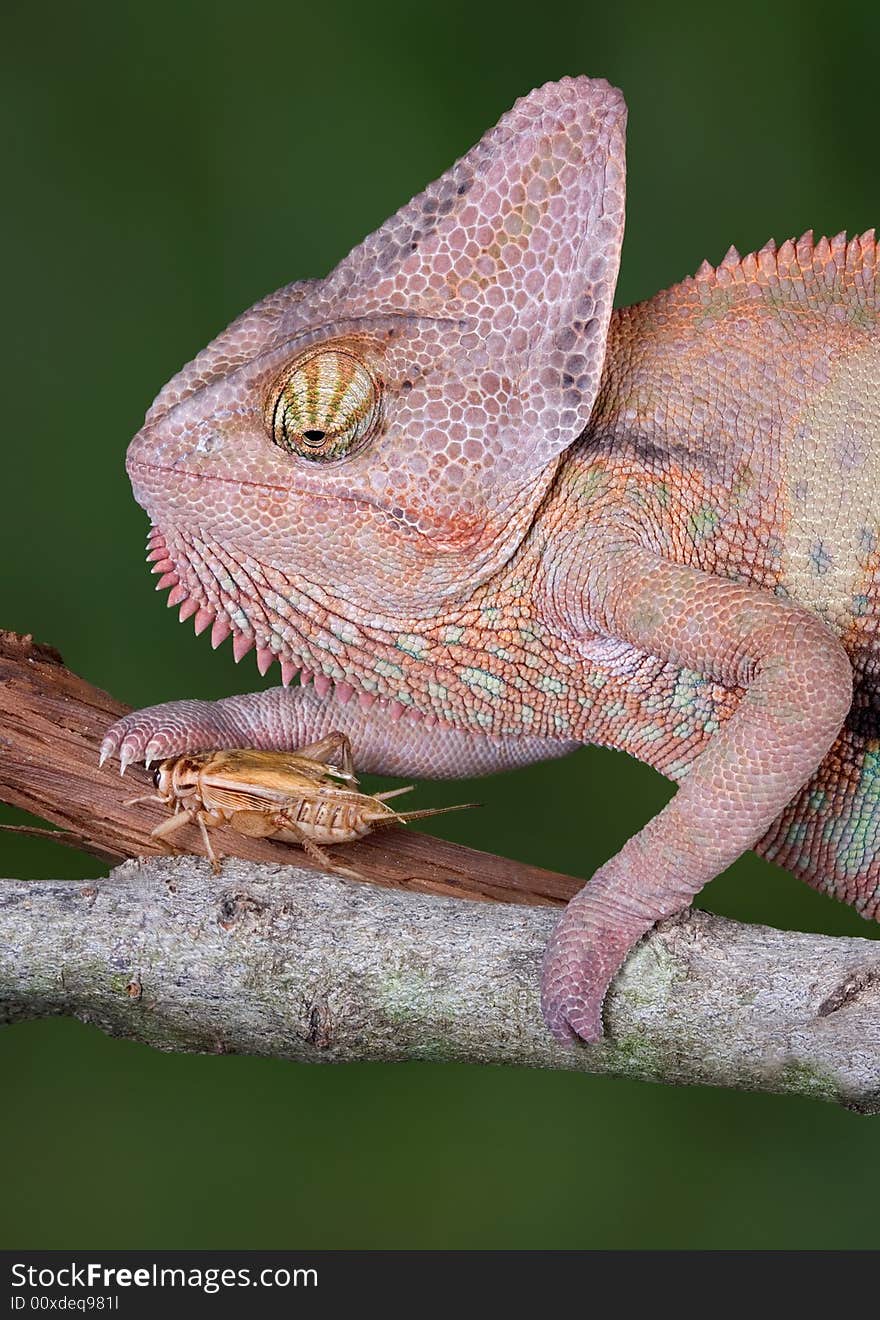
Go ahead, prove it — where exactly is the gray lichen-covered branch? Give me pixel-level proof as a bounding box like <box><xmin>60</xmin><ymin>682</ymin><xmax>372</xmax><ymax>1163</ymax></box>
<box><xmin>2</xmin><ymin>856</ymin><xmax>880</xmax><ymax>1111</ymax></box>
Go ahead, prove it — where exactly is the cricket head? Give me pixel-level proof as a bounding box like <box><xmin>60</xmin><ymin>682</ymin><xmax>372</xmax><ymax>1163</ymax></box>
<box><xmin>127</xmin><ymin>76</ymin><xmax>626</xmax><ymax>700</ymax></box>
<box><xmin>152</xmin><ymin>756</ymin><xmax>202</xmax><ymax>804</ymax></box>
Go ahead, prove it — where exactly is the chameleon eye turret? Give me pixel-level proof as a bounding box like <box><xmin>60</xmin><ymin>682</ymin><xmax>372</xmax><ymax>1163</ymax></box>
<box><xmin>268</xmin><ymin>347</ymin><xmax>381</xmax><ymax>461</ymax></box>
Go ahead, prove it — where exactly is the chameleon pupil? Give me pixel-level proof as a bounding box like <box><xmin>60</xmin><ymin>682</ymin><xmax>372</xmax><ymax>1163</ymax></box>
<box><xmin>269</xmin><ymin>348</ymin><xmax>380</xmax><ymax>461</ymax></box>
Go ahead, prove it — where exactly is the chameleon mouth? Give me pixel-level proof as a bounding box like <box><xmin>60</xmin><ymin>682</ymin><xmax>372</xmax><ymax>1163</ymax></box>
<box><xmin>145</xmin><ymin>525</ymin><xmax>440</xmax><ymax>728</ymax></box>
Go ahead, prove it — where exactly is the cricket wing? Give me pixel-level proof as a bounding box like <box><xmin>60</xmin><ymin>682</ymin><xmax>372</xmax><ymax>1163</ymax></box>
<box><xmin>206</xmin><ymin>747</ymin><xmax>347</xmax><ymax>784</ymax></box>
<box><xmin>195</xmin><ymin>749</ymin><xmax>341</xmax><ymax>813</ymax></box>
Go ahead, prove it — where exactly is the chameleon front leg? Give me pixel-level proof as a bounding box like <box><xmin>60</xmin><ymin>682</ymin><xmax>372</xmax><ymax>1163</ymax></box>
<box><xmin>100</xmin><ymin>684</ymin><xmax>578</xmax><ymax>780</ymax></box>
<box><xmin>542</xmin><ymin>543</ymin><xmax>853</xmax><ymax>1045</ymax></box>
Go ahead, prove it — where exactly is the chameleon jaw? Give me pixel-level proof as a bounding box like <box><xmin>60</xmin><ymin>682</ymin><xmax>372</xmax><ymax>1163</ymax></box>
<box><xmin>145</xmin><ymin>525</ymin><xmax>440</xmax><ymax>729</ymax></box>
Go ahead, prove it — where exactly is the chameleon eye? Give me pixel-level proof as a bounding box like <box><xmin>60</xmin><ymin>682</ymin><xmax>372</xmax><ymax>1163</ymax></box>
<box><xmin>269</xmin><ymin>349</ymin><xmax>381</xmax><ymax>462</ymax></box>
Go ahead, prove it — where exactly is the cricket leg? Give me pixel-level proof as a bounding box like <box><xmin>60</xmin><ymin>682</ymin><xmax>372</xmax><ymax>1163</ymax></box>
<box><xmin>150</xmin><ymin>808</ymin><xmax>197</xmax><ymax>843</ymax></box>
<box><xmin>195</xmin><ymin>810</ymin><xmax>225</xmax><ymax>873</ymax></box>
<box><xmin>274</xmin><ymin>815</ymin><xmax>364</xmax><ymax>882</ymax></box>
<box><xmin>290</xmin><ymin>731</ymin><xmax>357</xmax><ymax>781</ymax></box>
<box><xmin>225</xmin><ymin>810</ymin><xmax>279</xmax><ymax>839</ymax></box>
<box><xmin>148</xmin><ymin>804</ymin><xmax>224</xmax><ymax>872</ymax></box>
<box><xmin>124</xmin><ymin>793</ymin><xmax>167</xmax><ymax>807</ymax></box>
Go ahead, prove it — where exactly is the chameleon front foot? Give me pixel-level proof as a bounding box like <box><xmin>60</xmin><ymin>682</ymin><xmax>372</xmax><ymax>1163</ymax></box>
<box><xmin>540</xmin><ymin>900</ymin><xmax>628</xmax><ymax>1045</ymax></box>
<box><xmin>539</xmin><ymin>850</ymin><xmax>687</xmax><ymax>1045</ymax></box>
<box><xmin>100</xmin><ymin>698</ymin><xmax>243</xmax><ymax>772</ymax></box>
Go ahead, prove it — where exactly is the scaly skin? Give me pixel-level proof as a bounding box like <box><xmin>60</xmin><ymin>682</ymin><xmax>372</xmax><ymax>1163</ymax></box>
<box><xmin>103</xmin><ymin>76</ymin><xmax>879</xmax><ymax>1044</ymax></box>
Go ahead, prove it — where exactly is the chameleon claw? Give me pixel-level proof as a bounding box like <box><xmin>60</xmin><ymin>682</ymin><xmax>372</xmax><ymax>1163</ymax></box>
<box><xmin>143</xmin><ymin>739</ymin><xmax>163</xmax><ymax>767</ymax></box>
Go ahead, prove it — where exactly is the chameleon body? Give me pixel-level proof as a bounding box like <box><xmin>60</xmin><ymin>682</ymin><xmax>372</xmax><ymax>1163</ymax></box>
<box><xmin>102</xmin><ymin>77</ymin><xmax>879</xmax><ymax>1044</ymax></box>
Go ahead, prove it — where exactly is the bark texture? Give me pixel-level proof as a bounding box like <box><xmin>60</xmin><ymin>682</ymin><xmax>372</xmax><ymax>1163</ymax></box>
<box><xmin>2</xmin><ymin>857</ymin><xmax>880</xmax><ymax>1110</ymax></box>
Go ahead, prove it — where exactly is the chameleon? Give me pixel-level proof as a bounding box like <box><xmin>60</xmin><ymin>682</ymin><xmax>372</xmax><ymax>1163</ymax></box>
<box><xmin>100</xmin><ymin>74</ymin><xmax>880</xmax><ymax>1046</ymax></box>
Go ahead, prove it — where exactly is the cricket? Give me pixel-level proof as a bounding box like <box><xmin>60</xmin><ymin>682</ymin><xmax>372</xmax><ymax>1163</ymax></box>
<box><xmin>125</xmin><ymin>732</ymin><xmax>476</xmax><ymax>876</ymax></box>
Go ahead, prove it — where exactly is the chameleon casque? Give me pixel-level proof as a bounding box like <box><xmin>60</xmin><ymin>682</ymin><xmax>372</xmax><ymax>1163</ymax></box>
<box><xmin>101</xmin><ymin>75</ymin><xmax>880</xmax><ymax>1046</ymax></box>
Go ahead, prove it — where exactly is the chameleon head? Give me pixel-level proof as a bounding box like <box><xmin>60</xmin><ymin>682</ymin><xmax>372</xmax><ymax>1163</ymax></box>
<box><xmin>125</xmin><ymin>77</ymin><xmax>626</xmax><ymax>691</ymax></box>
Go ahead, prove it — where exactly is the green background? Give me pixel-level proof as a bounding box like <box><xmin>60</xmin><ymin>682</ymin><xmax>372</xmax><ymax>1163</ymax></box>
<box><xmin>2</xmin><ymin>0</ymin><xmax>879</xmax><ymax>1249</ymax></box>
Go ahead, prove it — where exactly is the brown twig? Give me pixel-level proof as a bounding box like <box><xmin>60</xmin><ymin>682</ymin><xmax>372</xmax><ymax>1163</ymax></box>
<box><xmin>0</xmin><ymin>629</ymin><xmax>576</xmax><ymax>906</ymax></box>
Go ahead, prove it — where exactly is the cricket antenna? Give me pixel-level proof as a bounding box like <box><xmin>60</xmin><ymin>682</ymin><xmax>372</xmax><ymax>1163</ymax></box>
<box><xmin>392</xmin><ymin>802</ymin><xmax>480</xmax><ymax>824</ymax></box>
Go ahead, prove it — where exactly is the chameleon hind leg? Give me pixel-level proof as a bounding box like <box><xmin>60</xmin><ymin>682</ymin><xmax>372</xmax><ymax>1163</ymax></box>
<box><xmin>758</xmin><ymin>725</ymin><xmax>880</xmax><ymax>916</ymax></box>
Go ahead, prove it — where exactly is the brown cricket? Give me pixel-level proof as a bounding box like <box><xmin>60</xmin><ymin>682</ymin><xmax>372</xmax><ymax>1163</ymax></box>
<box><xmin>125</xmin><ymin>732</ymin><xmax>476</xmax><ymax>876</ymax></box>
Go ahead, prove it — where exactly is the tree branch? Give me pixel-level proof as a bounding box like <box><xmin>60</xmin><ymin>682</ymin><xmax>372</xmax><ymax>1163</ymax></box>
<box><xmin>2</xmin><ymin>856</ymin><xmax>880</xmax><ymax>1110</ymax></box>
<box><xmin>1</xmin><ymin>629</ymin><xmax>880</xmax><ymax>1110</ymax></box>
